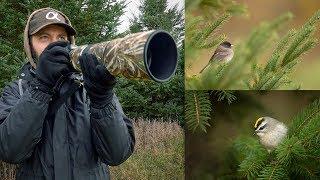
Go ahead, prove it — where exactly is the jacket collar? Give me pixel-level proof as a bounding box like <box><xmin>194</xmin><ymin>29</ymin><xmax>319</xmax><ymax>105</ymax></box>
<box><xmin>18</xmin><ymin>62</ymin><xmax>35</xmax><ymax>81</ymax></box>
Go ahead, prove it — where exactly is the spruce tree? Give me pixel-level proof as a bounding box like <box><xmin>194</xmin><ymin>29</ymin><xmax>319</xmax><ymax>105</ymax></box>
<box><xmin>129</xmin><ymin>0</ymin><xmax>184</xmax><ymax>42</ymax></box>
<box><xmin>0</xmin><ymin>0</ymin><xmax>125</xmax><ymax>90</ymax></box>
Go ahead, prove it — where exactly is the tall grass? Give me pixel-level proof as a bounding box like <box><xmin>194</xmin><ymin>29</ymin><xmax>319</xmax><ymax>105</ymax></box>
<box><xmin>0</xmin><ymin>119</ymin><xmax>184</xmax><ymax>179</ymax></box>
<box><xmin>0</xmin><ymin>162</ymin><xmax>16</xmax><ymax>180</ymax></box>
<box><xmin>110</xmin><ymin>118</ymin><xmax>184</xmax><ymax>179</ymax></box>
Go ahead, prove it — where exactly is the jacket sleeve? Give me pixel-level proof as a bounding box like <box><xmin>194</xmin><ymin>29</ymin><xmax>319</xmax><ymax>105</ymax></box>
<box><xmin>0</xmin><ymin>80</ymin><xmax>52</xmax><ymax>164</ymax></box>
<box><xmin>90</xmin><ymin>93</ymin><xmax>135</xmax><ymax>166</ymax></box>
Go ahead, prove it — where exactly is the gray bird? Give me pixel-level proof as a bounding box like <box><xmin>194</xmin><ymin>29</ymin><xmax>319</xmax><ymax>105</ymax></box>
<box><xmin>199</xmin><ymin>41</ymin><xmax>234</xmax><ymax>73</ymax></box>
<box><xmin>254</xmin><ymin>117</ymin><xmax>288</xmax><ymax>152</ymax></box>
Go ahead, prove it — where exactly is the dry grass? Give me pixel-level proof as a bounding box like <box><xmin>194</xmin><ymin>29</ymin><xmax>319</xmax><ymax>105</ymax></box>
<box><xmin>110</xmin><ymin>118</ymin><xmax>185</xmax><ymax>180</ymax></box>
<box><xmin>0</xmin><ymin>161</ymin><xmax>16</xmax><ymax>180</ymax></box>
<box><xmin>133</xmin><ymin>118</ymin><xmax>183</xmax><ymax>152</ymax></box>
<box><xmin>0</xmin><ymin>119</ymin><xmax>184</xmax><ymax>179</ymax></box>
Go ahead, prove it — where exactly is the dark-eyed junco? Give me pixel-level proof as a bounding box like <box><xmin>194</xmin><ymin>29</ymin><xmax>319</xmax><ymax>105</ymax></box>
<box><xmin>199</xmin><ymin>41</ymin><xmax>234</xmax><ymax>73</ymax></box>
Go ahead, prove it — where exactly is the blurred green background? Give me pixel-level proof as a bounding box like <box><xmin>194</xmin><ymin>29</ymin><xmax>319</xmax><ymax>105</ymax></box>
<box><xmin>189</xmin><ymin>0</ymin><xmax>320</xmax><ymax>89</ymax></box>
<box><xmin>185</xmin><ymin>91</ymin><xmax>320</xmax><ymax>179</ymax></box>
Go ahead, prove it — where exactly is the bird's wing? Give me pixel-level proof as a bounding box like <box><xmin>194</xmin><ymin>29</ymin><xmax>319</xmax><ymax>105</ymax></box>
<box><xmin>210</xmin><ymin>50</ymin><xmax>230</xmax><ymax>61</ymax></box>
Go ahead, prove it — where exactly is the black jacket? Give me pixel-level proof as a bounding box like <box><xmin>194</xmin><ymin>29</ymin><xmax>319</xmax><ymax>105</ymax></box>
<box><xmin>0</xmin><ymin>63</ymin><xmax>135</xmax><ymax>180</ymax></box>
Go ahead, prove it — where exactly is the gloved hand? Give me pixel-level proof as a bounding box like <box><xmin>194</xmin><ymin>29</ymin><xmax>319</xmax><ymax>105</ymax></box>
<box><xmin>35</xmin><ymin>41</ymin><xmax>74</xmax><ymax>92</ymax></box>
<box><xmin>79</xmin><ymin>53</ymin><xmax>116</xmax><ymax>108</ymax></box>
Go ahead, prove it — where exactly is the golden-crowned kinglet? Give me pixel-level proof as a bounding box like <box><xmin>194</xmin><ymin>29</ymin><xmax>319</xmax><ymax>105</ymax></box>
<box><xmin>254</xmin><ymin>117</ymin><xmax>288</xmax><ymax>152</ymax></box>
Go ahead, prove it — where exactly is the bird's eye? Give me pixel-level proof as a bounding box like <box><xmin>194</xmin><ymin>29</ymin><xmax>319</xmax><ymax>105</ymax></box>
<box><xmin>259</xmin><ymin>124</ymin><xmax>266</xmax><ymax>130</ymax></box>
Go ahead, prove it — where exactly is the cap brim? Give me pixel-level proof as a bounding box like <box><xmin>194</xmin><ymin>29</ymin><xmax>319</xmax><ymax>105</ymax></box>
<box><xmin>30</xmin><ymin>22</ymin><xmax>76</xmax><ymax>36</ymax></box>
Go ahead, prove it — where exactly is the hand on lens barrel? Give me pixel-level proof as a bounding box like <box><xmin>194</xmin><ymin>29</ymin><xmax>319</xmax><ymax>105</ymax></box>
<box><xmin>35</xmin><ymin>41</ymin><xmax>75</xmax><ymax>90</ymax></box>
<box><xmin>79</xmin><ymin>53</ymin><xmax>116</xmax><ymax>108</ymax></box>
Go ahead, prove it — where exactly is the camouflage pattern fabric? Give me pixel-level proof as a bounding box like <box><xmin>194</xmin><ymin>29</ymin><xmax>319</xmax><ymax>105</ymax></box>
<box><xmin>70</xmin><ymin>30</ymin><xmax>158</xmax><ymax>80</ymax></box>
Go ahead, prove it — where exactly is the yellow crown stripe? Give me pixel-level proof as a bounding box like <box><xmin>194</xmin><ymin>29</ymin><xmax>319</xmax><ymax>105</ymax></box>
<box><xmin>254</xmin><ymin>117</ymin><xmax>264</xmax><ymax>128</ymax></box>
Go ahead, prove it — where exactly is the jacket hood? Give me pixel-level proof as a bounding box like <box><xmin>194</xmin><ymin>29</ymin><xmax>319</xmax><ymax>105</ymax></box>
<box><xmin>24</xmin><ymin>7</ymin><xmax>76</xmax><ymax>68</ymax></box>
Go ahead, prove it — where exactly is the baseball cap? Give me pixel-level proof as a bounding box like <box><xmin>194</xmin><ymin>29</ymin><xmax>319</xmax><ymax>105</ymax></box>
<box><xmin>29</xmin><ymin>9</ymin><xmax>76</xmax><ymax>36</ymax></box>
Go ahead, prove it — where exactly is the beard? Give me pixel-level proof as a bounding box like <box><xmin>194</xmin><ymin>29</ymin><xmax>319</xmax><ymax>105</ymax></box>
<box><xmin>30</xmin><ymin>45</ymin><xmax>40</xmax><ymax>64</ymax></box>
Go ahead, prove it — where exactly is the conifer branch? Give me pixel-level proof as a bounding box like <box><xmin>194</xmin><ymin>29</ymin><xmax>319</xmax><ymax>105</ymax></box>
<box><xmin>186</xmin><ymin>0</ymin><xmax>247</xmax><ymax>18</ymax></box>
<box><xmin>187</xmin><ymin>10</ymin><xmax>320</xmax><ymax>90</ymax></box>
<box><xmin>187</xmin><ymin>13</ymin><xmax>230</xmax><ymax>49</ymax></box>
<box><xmin>185</xmin><ymin>91</ymin><xmax>211</xmax><ymax>132</ymax></box>
<box><xmin>185</xmin><ymin>90</ymin><xmax>237</xmax><ymax>132</ymax></box>
<box><xmin>214</xmin><ymin>90</ymin><xmax>236</xmax><ymax>104</ymax></box>
<box><xmin>234</xmin><ymin>99</ymin><xmax>320</xmax><ymax>179</ymax></box>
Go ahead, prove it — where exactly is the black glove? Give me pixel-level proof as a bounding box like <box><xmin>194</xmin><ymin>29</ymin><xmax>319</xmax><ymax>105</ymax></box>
<box><xmin>35</xmin><ymin>41</ymin><xmax>74</xmax><ymax>92</ymax></box>
<box><xmin>79</xmin><ymin>53</ymin><xmax>116</xmax><ymax>108</ymax></box>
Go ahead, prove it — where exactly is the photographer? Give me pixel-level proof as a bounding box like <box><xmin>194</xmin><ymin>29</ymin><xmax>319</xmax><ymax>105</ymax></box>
<box><xmin>0</xmin><ymin>7</ymin><xmax>135</xmax><ymax>180</ymax></box>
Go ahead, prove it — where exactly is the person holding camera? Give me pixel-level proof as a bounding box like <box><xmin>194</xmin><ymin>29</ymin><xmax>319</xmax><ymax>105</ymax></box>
<box><xmin>0</xmin><ymin>7</ymin><xmax>135</xmax><ymax>180</ymax></box>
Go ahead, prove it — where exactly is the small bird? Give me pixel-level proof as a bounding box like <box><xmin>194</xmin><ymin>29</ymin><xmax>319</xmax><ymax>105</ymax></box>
<box><xmin>199</xmin><ymin>41</ymin><xmax>234</xmax><ymax>73</ymax></box>
<box><xmin>254</xmin><ymin>117</ymin><xmax>288</xmax><ymax>152</ymax></box>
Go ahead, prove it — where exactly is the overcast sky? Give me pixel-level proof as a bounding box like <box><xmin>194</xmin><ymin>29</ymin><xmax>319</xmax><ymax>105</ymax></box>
<box><xmin>118</xmin><ymin>0</ymin><xmax>184</xmax><ymax>33</ymax></box>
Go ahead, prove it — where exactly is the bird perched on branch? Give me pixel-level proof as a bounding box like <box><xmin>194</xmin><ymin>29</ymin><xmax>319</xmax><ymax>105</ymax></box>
<box><xmin>254</xmin><ymin>117</ymin><xmax>288</xmax><ymax>152</ymax></box>
<box><xmin>199</xmin><ymin>41</ymin><xmax>234</xmax><ymax>73</ymax></box>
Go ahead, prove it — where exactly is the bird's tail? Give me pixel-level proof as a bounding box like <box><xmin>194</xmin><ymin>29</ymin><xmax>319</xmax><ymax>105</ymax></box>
<box><xmin>199</xmin><ymin>63</ymin><xmax>210</xmax><ymax>73</ymax></box>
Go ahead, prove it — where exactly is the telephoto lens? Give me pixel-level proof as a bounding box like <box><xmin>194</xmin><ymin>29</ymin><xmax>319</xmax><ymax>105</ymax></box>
<box><xmin>70</xmin><ymin>30</ymin><xmax>178</xmax><ymax>82</ymax></box>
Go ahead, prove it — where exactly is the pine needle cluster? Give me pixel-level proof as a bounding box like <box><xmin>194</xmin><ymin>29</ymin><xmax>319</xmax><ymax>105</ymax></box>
<box><xmin>186</xmin><ymin>10</ymin><xmax>320</xmax><ymax>90</ymax></box>
<box><xmin>185</xmin><ymin>90</ymin><xmax>236</xmax><ymax>132</ymax></box>
<box><xmin>185</xmin><ymin>91</ymin><xmax>211</xmax><ymax>132</ymax></box>
<box><xmin>233</xmin><ymin>99</ymin><xmax>320</xmax><ymax>179</ymax></box>
<box><xmin>185</xmin><ymin>0</ymin><xmax>247</xmax><ymax>87</ymax></box>
<box><xmin>249</xmin><ymin>11</ymin><xmax>320</xmax><ymax>90</ymax></box>
<box><xmin>186</xmin><ymin>0</ymin><xmax>247</xmax><ymax>18</ymax></box>
<box><xmin>185</xmin><ymin>13</ymin><xmax>230</xmax><ymax>70</ymax></box>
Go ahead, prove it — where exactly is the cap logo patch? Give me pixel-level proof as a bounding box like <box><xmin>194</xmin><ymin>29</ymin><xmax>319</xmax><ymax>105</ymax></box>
<box><xmin>46</xmin><ymin>11</ymin><xmax>61</xmax><ymax>21</ymax></box>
